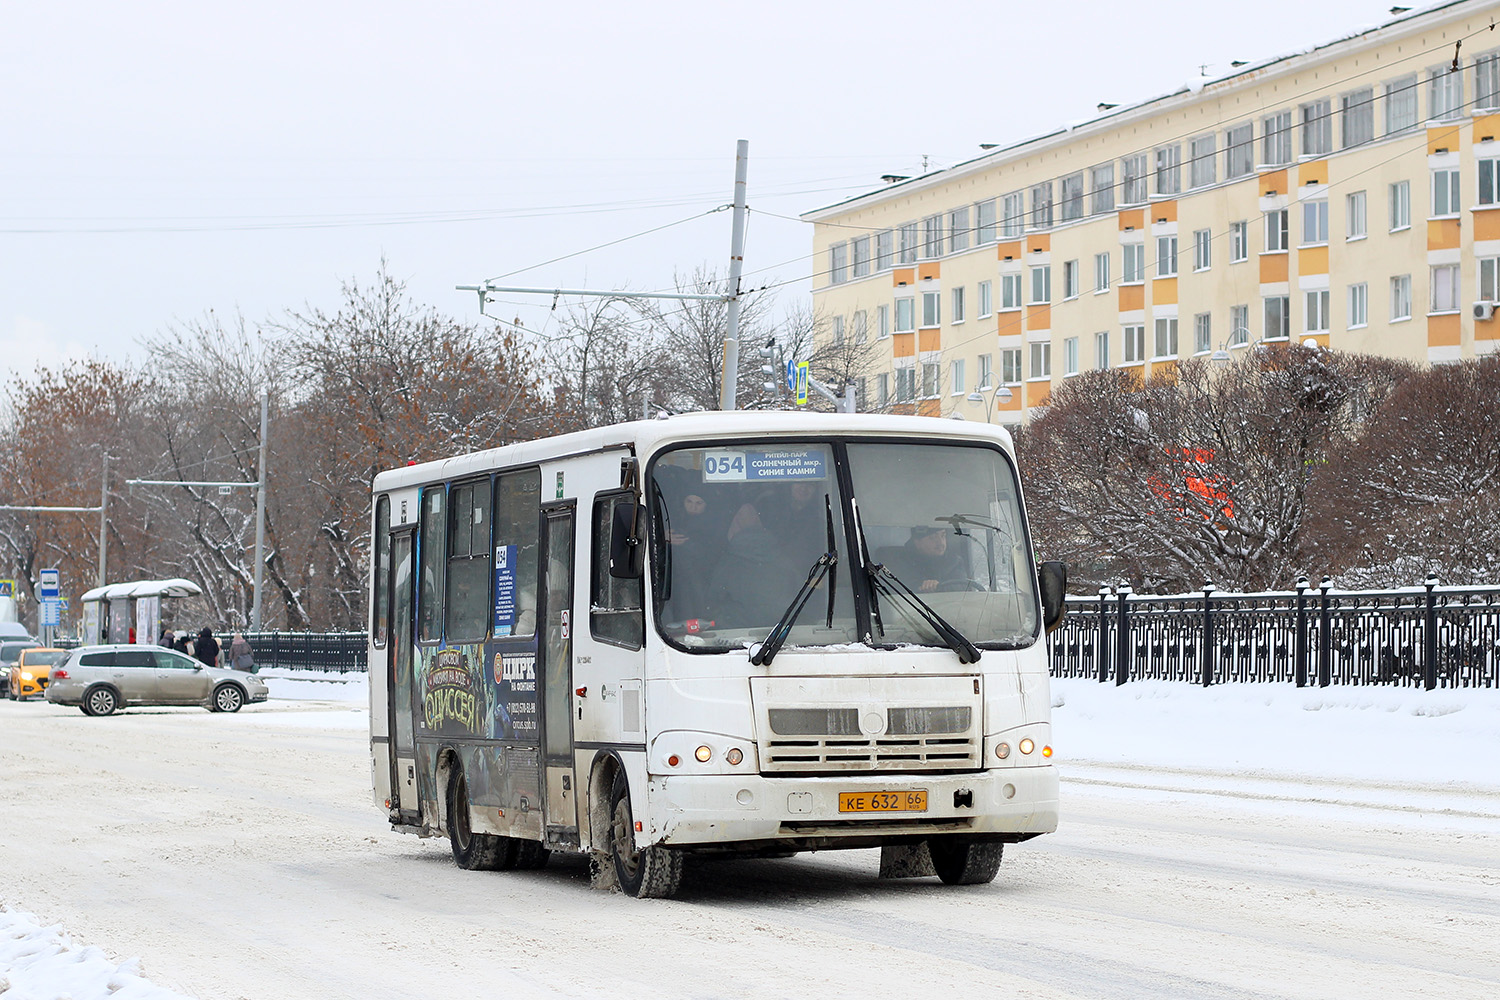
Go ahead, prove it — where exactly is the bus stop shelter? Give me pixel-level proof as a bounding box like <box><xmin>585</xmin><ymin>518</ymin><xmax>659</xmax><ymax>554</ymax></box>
<box><xmin>79</xmin><ymin>578</ymin><xmax>203</xmax><ymax>645</ymax></box>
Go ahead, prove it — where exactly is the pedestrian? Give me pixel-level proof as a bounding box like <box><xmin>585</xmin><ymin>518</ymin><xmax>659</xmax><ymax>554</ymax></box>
<box><xmin>193</xmin><ymin>627</ymin><xmax>220</xmax><ymax>668</ymax></box>
<box><xmin>159</xmin><ymin>628</ymin><xmax>175</xmax><ymax>648</ymax></box>
<box><xmin>229</xmin><ymin>632</ymin><xmax>255</xmax><ymax>673</ymax></box>
<box><xmin>173</xmin><ymin>632</ymin><xmax>192</xmax><ymax>655</ymax></box>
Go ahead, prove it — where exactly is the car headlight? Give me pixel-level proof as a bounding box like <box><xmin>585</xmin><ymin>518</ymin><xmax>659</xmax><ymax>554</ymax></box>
<box><xmin>20</xmin><ymin>671</ymin><xmax>33</xmax><ymax>680</ymax></box>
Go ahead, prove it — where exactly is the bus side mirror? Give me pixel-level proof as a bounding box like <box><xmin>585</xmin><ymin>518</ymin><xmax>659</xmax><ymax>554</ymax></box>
<box><xmin>1038</xmin><ymin>561</ymin><xmax>1068</xmax><ymax>633</ymax></box>
<box><xmin>609</xmin><ymin>501</ymin><xmax>645</xmax><ymax>579</ymax></box>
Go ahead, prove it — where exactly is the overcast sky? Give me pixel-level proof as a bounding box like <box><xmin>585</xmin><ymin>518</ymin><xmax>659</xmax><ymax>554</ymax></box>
<box><xmin>0</xmin><ymin>1</ymin><xmax>1406</xmax><ymax>377</ymax></box>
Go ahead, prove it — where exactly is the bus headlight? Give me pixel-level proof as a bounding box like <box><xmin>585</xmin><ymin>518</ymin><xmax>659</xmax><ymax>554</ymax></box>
<box><xmin>1019</xmin><ymin>738</ymin><xmax>1035</xmax><ymax>755</ymax></box>
<box><xmin>995</xmin><ymin>742</ymin><xmax>1010</xmax><ymax>760</ymax></box>
<box><xmin>725</xmin><ymin>748</ymin><xmax>744</xmax><ymax>766</ymax></box>
<box><xmin>694</xmin><ymin>745</ymin><xmax>713</xmax><ymax>763</ymax></box>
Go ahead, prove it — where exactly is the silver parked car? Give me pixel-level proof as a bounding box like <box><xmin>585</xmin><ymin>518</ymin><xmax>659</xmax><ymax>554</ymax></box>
<box><xmin>45</xmin><ymin>644</ymin><xmax>269</xmax><ymax>716</ymax></box>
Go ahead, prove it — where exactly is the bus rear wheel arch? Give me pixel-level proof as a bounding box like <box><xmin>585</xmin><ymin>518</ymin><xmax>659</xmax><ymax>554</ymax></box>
<box><xmin>445</xmin><ymin>761</ymin><xmax>517</xmax><ymax>871</ymax></box>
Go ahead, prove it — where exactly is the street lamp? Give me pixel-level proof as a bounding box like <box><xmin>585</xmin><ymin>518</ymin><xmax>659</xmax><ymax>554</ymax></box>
<box><xmin>965</xmin><ymin>383</ymin><xmax>1014</xmax><ymax>422</ymax></box>
<box><xmin>1210</xmin><ymin>327</ymin><xmax>1255</xmax><ymax>365</ymax></box>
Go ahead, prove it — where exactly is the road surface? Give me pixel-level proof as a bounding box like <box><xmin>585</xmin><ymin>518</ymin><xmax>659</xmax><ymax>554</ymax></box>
<box><xmin>2</xmin><ymin>697</ymin><xmax>1496</xmax><ymax>999</ymax></box>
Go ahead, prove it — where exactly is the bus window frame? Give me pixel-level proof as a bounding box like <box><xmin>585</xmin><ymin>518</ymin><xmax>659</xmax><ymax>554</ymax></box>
<box><xmin>444</xmin><ymin>475</ymin><xmax>494</xmax><ymax>645</ymax></box>
<box><xmin>589</xmin><ymin>489</ymin><xmax>645</xmax><ymax>651</ymax></box>
<box><xmin>371</xmin><ymin>494</ymin><xmax>390</xmax><ymax>649</ymax></box>
<box><xmin>416</xmin><ymin>483</ymin><xmax>447</xmax><ymax>646</ymax></box>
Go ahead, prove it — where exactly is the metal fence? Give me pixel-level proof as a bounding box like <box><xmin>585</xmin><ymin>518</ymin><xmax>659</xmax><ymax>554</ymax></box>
<box><xmin>1050</xmin><ymin>580</ymin><xmax>1500</xmax><ymax>689</ymax></box>
<box><xmin>216</xmin><ymin>631</ymin><xmax>368</xmax><ymax>674</ymax></box>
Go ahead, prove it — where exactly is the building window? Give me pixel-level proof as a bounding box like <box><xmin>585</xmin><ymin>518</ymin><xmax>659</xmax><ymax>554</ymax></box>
<box><xmin>1122</xmin><ymin>152</ymin><xmax>1149</xmax><ymax>204</ymax></box>
<box><xmin>1094</xmin><ymin>252</ymin><xmax>1110</xmax><ymax>292</ymax></box>
<box><xmin>1432</xmin><ymin>168</ymin><xmax>1461</xmax><ymax>217</ymax></box>
<box><xmin>976</xmin><ymin>200</ymin><xmax>996</xmax><ymax>243</ymax></box>
<box><xmin>1348</xmin><ymin>282</ymin><xmax>1368</xmax><ymax>328</ymax></box>
<box><xmin>1264</xmin><ymin>295</ymin><xmax>1290</xmax><ymax>340</ymax></box>
<box><xmin>898</xmin><ymin>222</ymin><xmax>919</xmax><ymax>264</ymax></box>
<box><xmin>851</xmin><ymin>237</ymin><xmax>870</xmax><ymax>278</ymax></box>
<box><xmin>1390</xmin><ymin>180</ymin><xmax>1411</xmax><ymax>230</ymax></box>
<box><xmin>1193</xmin><ymin>312</ymin><xmax>1212</xmax><ymax>354</ymax></box>
<box><xmin>978</xmin><ymin>353</ymin><xmax>994</xmax><ymax>388</ymax></box>
<box><xmin>1190</xmin><ymin>135</ymin><xmax>1216</xmax><ymax>188</ymax></box>
<box><xmin>1153</xmin><ymin>317</ymin><xmax>1178</xmax><ymax>358</ymax></box>
<box><xmin>877</xmin><ymin>304</ymin><xmax>890</xmax><ymax>339</ymax></box>
<box><xmin>1001</xmin><ymin>348</ymin><xmax>1022</xmax><ymax>384</ymax></box>
<box><xmin>1431</xmin><ymin>263</ymin><xmax>1461</xmax><ymax>312</ymax></box>
<box><xmin>1002</xmin><ymin>192</ymin><xmax>1024</xmax><ymax>239</ymax></box>
<box><xmin>877</xmin><ymin>372</ymin><xmax>890</xmax><ymax>406</ymax></box>
<box><xmin>1480</xmin><ymin>256</ymin><xmax>1500</xmax><ymax>302</ymax></box>
<box><xmin>1230</xmin><ymin>221</ymin><xmax>1248</xmax><ymax>262</ymax></box>
<box><xmin>1305</xmin><ymin>289</ymin><xmax>1330</xmax><ymax>332</ymax></box>
<box><xmin>921</xmin><ymin>214</ymin><xmax>944</xmax><ymax>259</ymax></box>
<box><xmin>1262</xmin><ymin>110</ymin><xmax>1292</xmax><ymax>165</ymax></box>
<box><xmin>1061</xmin><ymin>172</ymin><xmax>1085</xmax><ymax>221</ymax></box>
<box><xmin>853</xmin><ymin>310</ymin><xmax>868</xmax><ymax>344</ymax></box>
<box><xmin>978</xmin><ymin>280</ymin><xmax>993</xmax><ymax>318</ymax></box>
<box><xmin>1091</xmin><ymin>163</ymin><xmax>1115</xmax><ymax>214</ymax></box>
<box><xmin>1063</xmin><ymin>259</ymin><xmax>1080</xmax><ymax>299</ymax></box>
<box><xmin>1063</xmin><ymin>336</ymin><xmax>1079</xmax><ymax>375</ymax></box>
<box><xmin>1225</xmin><ymin>123</ymin><xmax>1254</xmax><ymax>179</ymax></box>
<box><xmin>1477</xmin><ymin>51</ymin><xmax>1500</xmax><ymax>111</ymax></box>
<box><xmin>949</xmin><ymin>206</ymin><xmax>970</xmax><ymax>253</ymax></box>
<box><xmin>1300</xmin><ymin>99</ymin><xmax>1332</xmax><ymax>157</ymax></box>
<box><xmin>1001</xmin><ymin>273</ymin><xmax>1022</xmax><ymax>309</ymax></box>
<box><xmin>952</xmin><ymin>286</ymin><xmax>966</xmax><ymax>323</ymax></box>
<box><xmin>1481</xmin><ymin>159</ymin><xmax>1500</xmax><ymax>205</ymax></box>
<box><xmin>1230</xmin><ymin>305</ymin><xmax>1249</xmax><ymax>345</ymax></box>
<box><xmin>1429</xmin><ymin>66</ymin><xmax>1464</xmax><ymax>120</ymax></box>
<box><xmin>1094</xmin><ymin>331</ymin><xmax>1110</xmax><ymax>369</ymax></box>
<box><xmin>1341</xmin><ymin>89</ymin><xmax>1375</xmax><ymax>148</ymax></box>
<box><xmin>1347</xmin><ymin>191</ymin><xmax>1367</xmax><ymax>239</ymax></box>
<box><xmin>1391</xmin><ymin>275</ymin><xmax>1412</xmax><ymax>321</ymax></box>
<box><xmin>1030</xmin><ymin>265</ymin><xmax>1051</xmax><ymax>304</ymax></box>
<box><xmin>876</xmin><ymin>229</ymin><xmax>894</xmax><ymax>270</ymax></box>
<box><xmin>1266</xmin><ymin>209</ymin><xmax>1289</xmax><ymax>252</ymax></box>
<box><xmin>829</xmin><ymin>243</ymin><xmax>847</xmax><ymax>284</ymax></box>
<box><xmin>1386</xmin><ymin>75</ymin><xmax>1419</xmax><ymax>134</ymax></box>
<box><xmin>1029</xmin><ymin>341</ymin><xmax>1051</xmax><ymax>379</ymax></box>
<box><xmin>1123</xmin><ymin>324</ymin><xmax>1146</xmax><ymax>363</ymax></box>
<box><xmin>1156</xmin><ymin>235</ymin><xmax>1178</xmax><ymax>277</ymax></box>
<box><xmin>1122</xmin><ymin>242</ymin><xmax>1145</xmax><ymax>283</ymax></box>
<box><xmin>1302</xmin><ymin>200</ymin><xmax>1329</xmax><ymax>245</ymax></box>
<box><xmin>921</xmin><ymin>362</ymin><xmax>940</xmax><ymax>398</ymax></box>
<box><xmin>895</xmin><ymin>297</ymin><xmax>915</xmax><ymax>332</ymax></box>
<box><xmin>1030</xmin><ymin>182</ymin><xmax>1054</xmax><ymax>230</ymax></box>
<box><xmin>831</xmin><ymin>315</ymin><xmax>845</xmax><ymax>345</ymax></box>
<box><xmin>896</xmin><ymin>367</ymin><xmax>916</xmax><ymax>402</ymax></box>
<box><xmin>1193</xmin><ymin>229</ymin><xmax>1211</xmax><ymax>271</ymax></box>
<box><xmin>921</xmin><ymin>290</ymin><xmax>941</xmax><ymax>327</ymax></box>
<box><xmin>1155</xmin><ymin>145</ymin><xmax>1181</xmax><ymax>196</ymax></box>
<box><xmin>950</xmin><ymin>359</ymin><xmax>965</xmax><ymax>394</ymax></box>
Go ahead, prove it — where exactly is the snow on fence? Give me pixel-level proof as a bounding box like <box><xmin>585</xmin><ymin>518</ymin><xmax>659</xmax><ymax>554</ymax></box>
<box><xmin>1050</xmin><ymin>580</ymin><xmax>1500</xmax><ymax>689</ymax></box>
<box><xmin>215</xmin><ymin>631</ymin><xmax>367</xmax><ymax>673</ymax></box>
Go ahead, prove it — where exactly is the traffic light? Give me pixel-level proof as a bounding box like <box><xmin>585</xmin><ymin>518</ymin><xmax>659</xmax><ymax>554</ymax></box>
<box><xmin>759</xmin><ymin>338</ymin><xmax>778</xmax><ymax>393</ymax></box>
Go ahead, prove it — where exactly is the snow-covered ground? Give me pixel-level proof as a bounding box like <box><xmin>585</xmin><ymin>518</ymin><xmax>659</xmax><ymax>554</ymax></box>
<box><xmin>2</xmin><ymin>668</ymin><xmax>1500</xmax><ymax>995</ymax></box>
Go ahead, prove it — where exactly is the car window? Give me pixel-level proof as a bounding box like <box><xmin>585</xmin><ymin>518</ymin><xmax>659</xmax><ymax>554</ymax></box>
<box><xmin>0</xmin><ymin>642</ymin><xmax>36</xmax><ymax>660</ymax></box>
<box><xmin>20</xmin><ymin>650</ymin><xmax>65</xmax><ymax>666</ymax></box>
<box><xmin>115</xmin><ymin>650</ymin><xmax>156</xmax><ymax>668</ymax></box>
<box><xmin>157</xmin><ymin>651</ymin><xmax>200</xmax><ymax>670</ymax></box>
<box><xmin>78</xmin><ymin>652</ymin><xmax>115</xmax><ymax>667</ymax></box>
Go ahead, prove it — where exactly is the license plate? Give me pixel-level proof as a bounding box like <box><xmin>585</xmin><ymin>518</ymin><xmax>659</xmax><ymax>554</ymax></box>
<box><xmin>838</xmin><ymin>790</ymin><xmax>928</xmax><ymax>813</ymax></box>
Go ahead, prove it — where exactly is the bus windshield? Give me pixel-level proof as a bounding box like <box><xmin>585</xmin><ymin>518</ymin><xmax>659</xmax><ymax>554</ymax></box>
<box><xmin>650</xmin><ymin>439</ymin><xmax>1038</xmax><ymax>652</ymax></box>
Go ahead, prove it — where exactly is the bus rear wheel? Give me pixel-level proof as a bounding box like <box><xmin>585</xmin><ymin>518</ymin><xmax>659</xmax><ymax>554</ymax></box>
<box><xmin>447</xmin><ymin>767</ymin><xmax>516</xmax><ymax>871</ymax></box>
<box><xmin>609</xmin><ymin>773</ymin><xmax>683</xmax><ymax>899</ymax></box>
<box><xmin>927</xmin><ymin>837</ymin><xmax>1004</xmax><ymax>885</ymax></box>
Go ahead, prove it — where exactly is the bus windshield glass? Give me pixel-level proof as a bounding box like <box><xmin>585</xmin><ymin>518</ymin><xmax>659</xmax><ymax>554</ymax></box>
<box><xmin>649</xmin><ymin>439</ymin><xmax>1038</xmax><ymax>652</ymax></box>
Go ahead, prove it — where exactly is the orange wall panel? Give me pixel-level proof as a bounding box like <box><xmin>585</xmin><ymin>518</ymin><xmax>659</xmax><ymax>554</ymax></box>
<box><xmin>918</xmin><ymin>399</ymin><xmax>942</xmax><ymax>418</ymax></box>
<box><xmin>1259</xmin><ymin>252</ymin><xmax>1289</xmax><ymax>284</ymax></box>
<box><xmin>1026</xmin><ymin>234</ymin><xmax>1050</xmax><ymax>254</ymax></box>
<box><xmin>1298</xmin><ymin>161</ymin><xmax>1328</xmax><ymax>186</ymax></box>
<box><xmin>1475</xmin><ymin>210</ymin><xmax>1500</xmax><ymax>242</ymax></box>
<box><xmin>1299</xmin><ymin>245</ymin><xmax>1329</xmax><ymax>275</ymax></box>
<box><xmin>1427</xmin><ymin>313</ymin><xmax>1461</xmax><ymax>347</ymax></box>
<box><xmin>995</xmin><ymin>389</ymin><xmax>1023</xmax><ymax>412</ymax></box>
<box><xmin>1150</xmin><ymin>358</ymin><xmax>1180</xmax><ymax>384</ymax></box>
<box><xmin>1472</xmin><ymin>115</ymin><xmax>1500</xmax><ymax>141</ymax></box>
<box><xmin>1118</xmin><ymin>209</ymin><xmax>1144</xmax><ymax>232</ymax></box>
<box><xmin>1260</xmin><ymin>170</ymin><xmax>1287</xmax><ymax>196</ymax></box>
<box><xmin>1026</xmin><ymin>305</ymin><xmax>1051</xmax><ymax>331</ymax></box>
<box><xmin>1118</xmin><ymin>283</ymin><xmax>1145</xmax><ymax>312</ymax></box>
<box><xmin>1150</xmin><ymin>201</ymin><xmax>1176</xmax><ymax>224</ymax></box>
<box><xmin>892</xmin><ymin>333</ymin><xmax>916</xmax><ymax>358</ymax></box>
<box><xmin>997</xmin><ymin>241</ymin><xmax>1023</xmax><ymax>260</ymax></box>
<box><xmin>1427</xmin><ymin>218</ymin><xmax>1461</xmax><ymax>250</ymax></box>
<box><xmin>997</xmin><ymin>311</ymin><xmax>1025</xmax><ymax>337</ymax></box>
<box><xmin>893</xmin><ymin>268</ymin><xmax>915</xmax><ymax>287</ymax></box>
<box><xmin>918</xmin><ymin>329</ymin><xmax>942</xmax><ymax>352</ymax></box>
<box><xmin>1025</xmin><ymin>380</ymin><xmax>1051</xmax><ymax>407</ymax></box>
<box><xmin>1427</xmin><ymin>124</ymin><xmax>1462</xmax><ymax>155</ymax></box>
<box><xmin>1152</xmin><ymin>277</ymin><xmax>1178</xmax><ymax>305</ymax></box>
<box><xmin>917</xmin><ymin>261</ymin><xmax>942</xmax><ymax>281</ymax></box>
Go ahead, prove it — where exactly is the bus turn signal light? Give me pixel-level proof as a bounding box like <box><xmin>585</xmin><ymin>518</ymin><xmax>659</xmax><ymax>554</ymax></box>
<box><xmin>667</xmin><ymin>755</ymin><xmax>680</xmax><ymax>767</ymax></box>
<box><xmin>1042</xmin><ymin>745</ymin><xmax>1053</xmax><ymax>758</ymax></box>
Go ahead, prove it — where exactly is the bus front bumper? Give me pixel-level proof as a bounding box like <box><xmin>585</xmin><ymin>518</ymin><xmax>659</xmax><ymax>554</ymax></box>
<box><xmin>647</xmin><ymin>765</ymin><xmax>1058</xmax><ymax>849</ymax></box>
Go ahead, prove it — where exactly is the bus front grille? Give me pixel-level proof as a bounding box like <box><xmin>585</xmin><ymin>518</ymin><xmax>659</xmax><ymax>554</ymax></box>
<box><xmin>761</xmin><ymin>735</ymin><xmax>979</xmax><ymax>772</ymax></box>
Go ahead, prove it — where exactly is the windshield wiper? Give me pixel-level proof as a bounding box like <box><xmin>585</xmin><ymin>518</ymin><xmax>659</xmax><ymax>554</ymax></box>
<box><xmin>750</xmin><ymin>495</ymin><xmax>838</xmax><ymax>667</ymax></box>
<box><xmin>851</xmin><ymin>501</ymin><xmax>982</xmax><ymax>664</ymax></box>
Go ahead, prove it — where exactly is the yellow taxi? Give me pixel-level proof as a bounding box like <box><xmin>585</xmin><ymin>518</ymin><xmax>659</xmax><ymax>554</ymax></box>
<box><xmin>8</xmin><ymin>647</ymin><xmax>67</xmax><ymax>700</ymax></box>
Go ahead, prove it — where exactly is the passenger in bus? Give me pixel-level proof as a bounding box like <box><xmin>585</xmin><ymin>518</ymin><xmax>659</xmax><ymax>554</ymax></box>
<box><xmin>664</xmin><ymin>491</ymin><xmax>722</xmax><ymax>622</ymax></box>
<box><xmin>706</xmin><ymin>523</ymin><xmax>796</xmax><ymax>628</ymax></box>
<box><xmin>875</xmin><ymin>525</ymin><xmax>969</xmax><ymax>593</ymax></box>
<box><xmin>726</xmin><ymin>480</ymin><xmax>827</xmax><ymax>557</ymax></box>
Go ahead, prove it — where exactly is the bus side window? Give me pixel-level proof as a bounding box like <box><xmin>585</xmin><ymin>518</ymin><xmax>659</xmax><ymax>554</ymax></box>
<box><xmin>591</xmin><ymin>493</ymin><xmax>644</xmax><ymax>649</ymax></box>
<box><xmin>418</xmin><ymin>486</ymin><xmax>446</xmax><ymax>642</ymax></box>
<box><xmin>445</xmin><ymin>480</ymin><xmax>491</xmax><ymax>643</ymax></box>
<box><xmin>494</xmin><ymin>469</ymin><xmax>541</xmax><ymax>638</ymax></box>
<box><xmin>373</xmin><ymin>496</ymin><xmax>390</xmax><ymax>647</ymax></box>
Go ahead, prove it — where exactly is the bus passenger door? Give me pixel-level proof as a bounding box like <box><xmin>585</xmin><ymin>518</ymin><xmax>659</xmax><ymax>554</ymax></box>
<box><xmin>388</xmin><ymin>530</ymin><xmax>420</xmax><ymax>821</ymax></box>
<box><xmin>540</xmin><ymin>504</ymin><xmax>578</xmax><ymax>846</ymax></box>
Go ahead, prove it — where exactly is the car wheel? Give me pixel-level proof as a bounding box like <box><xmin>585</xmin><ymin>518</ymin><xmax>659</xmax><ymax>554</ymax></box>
<box><xmin>927</xmin><ymin>837</ymin><xmax>1004</xmax><ymax>885</ymax></box>
<box><xmin>212</xmin><ymin>684</ymin><xmax>244</xmax><ymax>714</ymax></box>
<box><xmin>84</xmin><ymin>686</ymin><xmax>119</xmax><ymax>717</ymax></box>
<box><xmin>446</xmin><ymin>766</ymin><xmax>515</xmax><ymax>871</ymax></box>
<box><xmin>609</xmin><ymin>771</ymin><xmax>683</xmax><ymax>898</ymax></box>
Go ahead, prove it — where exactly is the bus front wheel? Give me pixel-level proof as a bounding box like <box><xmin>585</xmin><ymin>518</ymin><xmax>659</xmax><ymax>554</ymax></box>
<box><xmin>447</xmin><ymin>766</ymin><xmax>516</xmax><ymax>871</ymax></box>
<box><xmin>609</xmin><ymin>773</ymin><xmax>683</xmax><ymax>899</ymax></box>
<box><xmin>928</xmin><ymin>837</ymin><xmax>1004</xmax><ymax>885</ymax></box>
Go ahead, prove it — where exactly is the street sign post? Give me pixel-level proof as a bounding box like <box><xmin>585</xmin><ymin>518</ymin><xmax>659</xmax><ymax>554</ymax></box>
<box><xmin>795</xmin><ymin>362</ymin><xmax>809</xmax><ymax>406</ymax></box>
<box><xmin>39</xmin><ymin>568</ymin><xmax>60</xmax><ymax>601</ymax></box>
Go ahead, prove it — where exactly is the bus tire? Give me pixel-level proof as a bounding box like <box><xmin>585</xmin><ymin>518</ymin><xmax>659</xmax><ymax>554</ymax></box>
<box><xmin>927</xmin><ymin>837</ymin><xmax>1004</xmax><ymax>885</ymax></box>
<box><xmin>609</xmin><ymin>772</ymin><xmax>683</xmax><ymax>899</ymax></box>
<box><xmin>513</xmin><ymin>838</ymin><xmax>550</xmax><ymax>870</ymax></box>
<box><xmin>446</xmin><ymin>767</ymin><xmax>515</xmax><ymax>871</ymax></box>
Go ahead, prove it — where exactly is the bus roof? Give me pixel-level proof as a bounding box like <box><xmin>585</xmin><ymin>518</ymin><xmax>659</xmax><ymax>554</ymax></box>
<box><xmin>371</xmin><ymin>410</ymin><xmax>1017</xmax><ymax>493</ymax></box>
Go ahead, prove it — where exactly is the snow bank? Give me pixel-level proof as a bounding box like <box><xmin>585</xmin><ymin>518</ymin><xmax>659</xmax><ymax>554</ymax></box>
<box><xmin>259</xmin><ymin>667</ymin><xmax>368</xmax><ymax>703</ymax></box>
<box><xmin>0</xmin><ymin>907</ymin><xmax>188</xmax><ymax>1000</ymax></box>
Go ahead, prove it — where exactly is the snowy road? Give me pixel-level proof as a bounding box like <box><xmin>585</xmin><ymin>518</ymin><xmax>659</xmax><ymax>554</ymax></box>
<box><xmin>2</xmin><ymin>687</ymin><xmax>1497</xmax><ymax>1000</ymax></box>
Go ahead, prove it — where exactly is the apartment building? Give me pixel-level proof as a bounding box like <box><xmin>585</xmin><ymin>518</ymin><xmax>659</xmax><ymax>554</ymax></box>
<box><xmin>803</xmin><ymin>0</ymin><xmax>1500</xmax><ymax>423</ymax></box>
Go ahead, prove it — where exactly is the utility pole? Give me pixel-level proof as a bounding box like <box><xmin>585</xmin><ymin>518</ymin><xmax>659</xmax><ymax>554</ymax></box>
<box><xmin>98</xmin><ymin>455</ymin><xmax>109</xmax><ymax>587</ymax></box>
<box><xmin>718</xmin><ymin>139</ymin><xmax>750</xmax><ymax>411</ymax></box>
<box><xmin>251</xmin><ymin>388</ymin><xmax>269</xmax><ymax>631</ymax></box>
